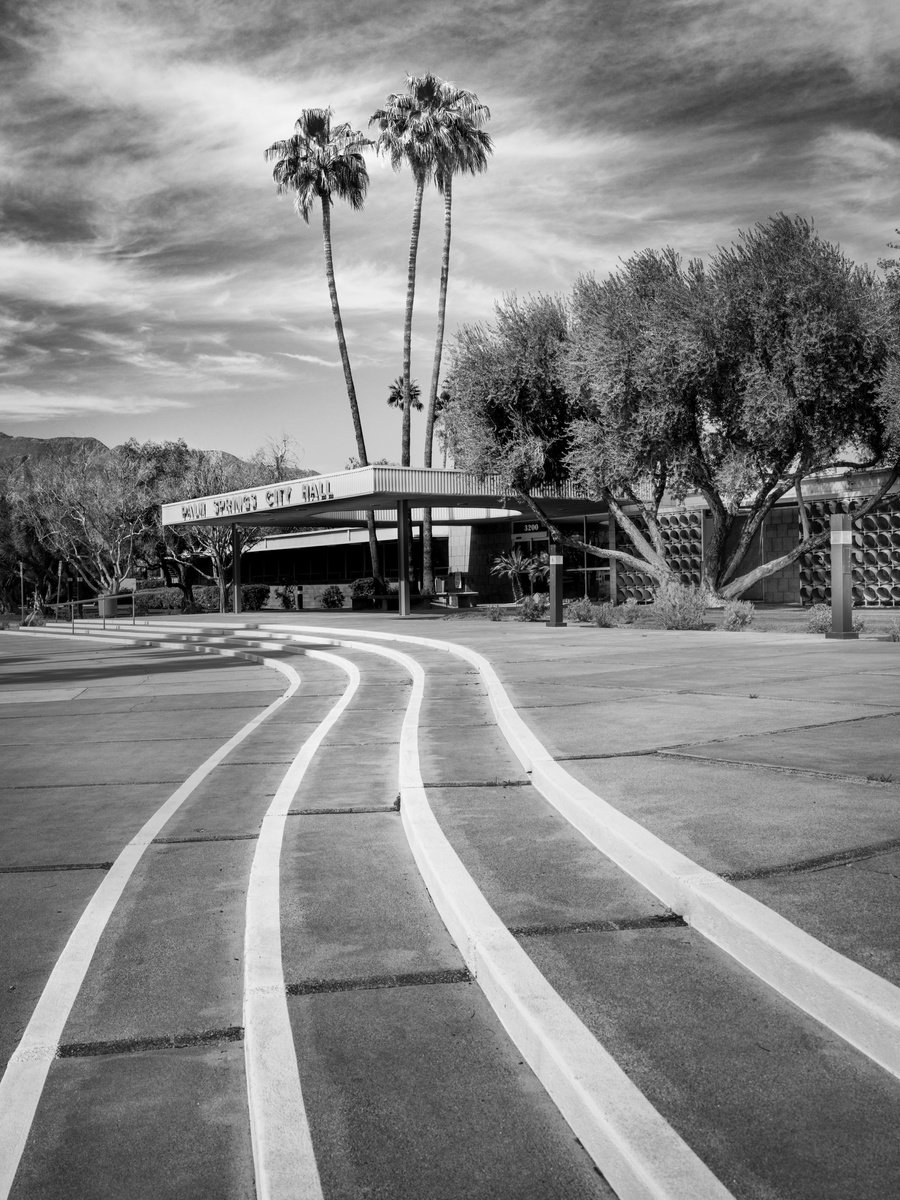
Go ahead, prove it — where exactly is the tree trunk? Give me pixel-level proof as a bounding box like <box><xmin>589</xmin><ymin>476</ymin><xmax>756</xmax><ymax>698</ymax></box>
<box><xmin>422</xmin><ymin>176</ymin><xmax>454</xmax><ymax>593</ymax></box>
<box><xmin>320</xmin><ymin>196</ymin><xmax>382</xmax><ymax>582</ymax></box>
<box><xmin>402</xmin><ymin>178</ymin><xmax>425</xmax><ymax>469</ymax></box>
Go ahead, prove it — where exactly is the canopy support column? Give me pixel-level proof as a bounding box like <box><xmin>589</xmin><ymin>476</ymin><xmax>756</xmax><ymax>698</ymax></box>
<box><xmin>231</xmin><ymin>524</ymin><xmax>242</xmax><ymax>615</ymax></box>
<box><xmin>397</xmin><ymin>500</ymin><xmax>411</xmax><ymax>617</ymax></box>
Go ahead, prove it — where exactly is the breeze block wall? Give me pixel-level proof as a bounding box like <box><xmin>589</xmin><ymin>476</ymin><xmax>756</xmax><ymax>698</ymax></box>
<box><xmin>800</xmin><ymin>496</ymin><xmax>900</xmax><ymax>607</ymax></box>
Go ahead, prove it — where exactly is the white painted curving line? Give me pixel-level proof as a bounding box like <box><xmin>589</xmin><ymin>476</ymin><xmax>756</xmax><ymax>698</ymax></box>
<box><xmin>265</xmin><ymin>622</ymin><xmax>900</xmax><ymax>1082</ymax></box>
<box><xmin>276</xmin><ymin>634</ymin><xmax>734</xmax><ymax>1200</ymax></box>
<box><xmin>243</xmin><ymin>648</ymin><xmax>360</xmax><ymax>1200</ymax></box>
<box><xmin>0</xmin><ymin>639</ymin><xmax>300</xmax><ymax>1200</ymax></box>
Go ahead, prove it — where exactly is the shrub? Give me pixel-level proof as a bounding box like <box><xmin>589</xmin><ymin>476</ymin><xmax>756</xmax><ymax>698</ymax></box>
<box><xmin>593</xmin><ymin>602</ymin><xmax>618</xmax><ymax>627</ymax></box>
<box><xmin>487</xmin><ymin>604</ymin><xmax>503</xmax><ymax>622</ymax></box>
<box><xmin>134</xmin><ymin>587</ymin><xmax>183</xmax><ymax>615</ymax></box>
<box><xmin>805</xmin><ymin>603</ymin><xmax>865</xmax><ymax>634</ymax></box>
<box><xmin>723</xmin><ymin>599</ymin><xmax>755</xmax><ymax>631</ymax></box>
<box><xmin>887</xmin><ymin>617</ymin><xmax>900</xmax><ymax>642</ymax></box>
<box><xmin>652</xmin><ymin>581</ymin><xmax>709</xmax><ymax>630</ymax></box>
<box><xmin>275</xmin><ymin>586</ymin><xmax>296</xmax><ymax>610</ymax></box>
<box><xmin>349</xmin><ymin>576</ymin><xmax>376</xmax><ymax>602</ymax></box>
<box><xmin>564</xmin><ymin>597</ymin><xmax>596</xmax><ymax>623</ymax></box>
<box><xmin>320</xmin><ymin>584</ymin><xmax>346</xmax><ymax>610</ymax></box>
<box><xmin>240</xmin><ymin>585</ymin><xmax>271</xmax><ymax>612</ymax></box>
<box><xmin>618</xmin><ymin>597</ymin><xmax>640</xmax><ymax>624</ymax></box>
<box><xmin>518</xmin><ymin>593</ymin><xmax>549</xmax><ymax>622</ymax></box>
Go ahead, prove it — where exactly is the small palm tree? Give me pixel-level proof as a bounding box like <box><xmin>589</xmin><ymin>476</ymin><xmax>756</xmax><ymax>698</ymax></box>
<box><xmin>490</xmin><ymin>548</ymin><xmax>532</xmax><ymax>603</ymax></box>
<box><xmin>387</xmin><ymin>376</ymin><xmax>423</xmax><ymax>411</ymax></box>
<box><xmin>266</xmin><ymin>108</ymin><xmax>382</xmax><ymax>580</ymax></box>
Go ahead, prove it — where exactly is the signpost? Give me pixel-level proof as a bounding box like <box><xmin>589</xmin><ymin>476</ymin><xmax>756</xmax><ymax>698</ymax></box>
<box><xmin>546</xmin><ymin>543</ymin><xmax>566</xmax><ymax>627</ymax></box>
<box><xmin>824</xmin><ymin>513</ymin><xmax>858</xmax><ymax>640</ymax></box>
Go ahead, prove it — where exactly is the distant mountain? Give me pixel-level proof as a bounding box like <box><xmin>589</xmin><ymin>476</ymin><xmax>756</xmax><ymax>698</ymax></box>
<box><xmin>0</xmin><ymin>431</ymin><xmax>107</xmax><ymax>465</ymax></box>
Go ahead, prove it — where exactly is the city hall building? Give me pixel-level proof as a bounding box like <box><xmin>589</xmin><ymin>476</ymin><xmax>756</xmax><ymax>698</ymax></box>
<box><xmin>162</xmin><ymin>463</ymin><xmax>900</xmax><ymax>610</ymax></box>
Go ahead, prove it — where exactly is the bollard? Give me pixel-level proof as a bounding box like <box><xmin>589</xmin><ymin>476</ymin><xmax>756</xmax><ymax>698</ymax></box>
<box><xmin>546</xmin><ymin>542</ymin><xmax>566</xmax><ymax>627</ymax></box>
<box><xmin>824</xmin><ymin>513</ymin><xmax>858</xmax><ymax>640</ymax></box>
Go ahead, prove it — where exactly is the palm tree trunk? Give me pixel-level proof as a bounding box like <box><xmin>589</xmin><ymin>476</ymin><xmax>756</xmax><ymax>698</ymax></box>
<box><xmin>321</xmin><ymin>196</ymin><xmax>382</xmax><ymax>582</ymax></box>
<box><xmin>421</xmin><ymin>176</ymin><xmax>453</xmax><ymax>593</ymax></box>
<box><xmin>402</xmin><ymin>178</ymin><xmax>426</xmax><ymax>468</ymax></box>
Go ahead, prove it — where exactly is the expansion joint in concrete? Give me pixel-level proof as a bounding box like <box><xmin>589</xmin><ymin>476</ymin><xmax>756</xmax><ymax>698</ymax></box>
<box><xmin>510</xmin><ymin>912</ymin><xmax>686</xmax><ymax>938</ymax></box>
<box><xmin>57</xmin><ymin>1025</ymin><xmax>244</xmax><ymax>1059</ymax></box>
<box><xmin>723</xmin><ymin>837</ymin><xmax>900</xmax><ymax>881</ymax></box>
<box><xmin>0</xmin><ymin>861</ymin><xmax>113</xmax><ymax>873</ymax></box>
<box><xmin>285</xmin><ymin>968</ymin><xmax>473</xmax><ymax>996</ymax></box>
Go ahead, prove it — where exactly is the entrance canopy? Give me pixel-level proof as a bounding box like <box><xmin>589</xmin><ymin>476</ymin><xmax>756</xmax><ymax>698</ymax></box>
<box><xmin>161</xmin><ymin>464</ymin><xmax>605</xmax><ymax>531</ymax></box>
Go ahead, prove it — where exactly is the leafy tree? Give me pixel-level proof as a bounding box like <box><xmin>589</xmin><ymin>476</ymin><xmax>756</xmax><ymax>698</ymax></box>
<box><xmin>445</xmin><ymin>218</ymin><xmax>900</xmax><ymax>598</ymax></box>
<box><xmin>9</xmin><ymin>446</ymin><xmax>157</xmax><ymax>596</ymax></box>
<box><xmin>266</xmin><ymin>108</ymin><xmax>383</xmax><ymax>583</ymax></box>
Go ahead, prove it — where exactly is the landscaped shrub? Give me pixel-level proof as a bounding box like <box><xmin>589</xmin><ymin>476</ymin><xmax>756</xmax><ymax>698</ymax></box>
<box><xmin>350</xmin><ymin>576</ymin><xmax>376</xmax><ymax>601</ymax></box>
<box><xmin>320</xmin><ymin>584</ymin><xmax>346</xmax><ymax>610</ymax></box>
<box><xmin>487</xmin><ymin>604</ymin><xmax>503</xmax><ymax>622</ymax></box>
<box><xmin>564</xmin><ymin>597</ymin><xmax>596</xmax><ymax>623</ymax></box>
<box><xmin>805</xmin><ymin>603</ymin><xmax>865</xmax><ymax>634</ymax></box>
<box><xmin>240</xmin><ymin>585</ymin><xmax>271</xmax><ymax>612</ymax></box>
<box><xmin>134</xmin><ymin>587</ymin><xmax>183</xmax><ymax>615</ymax></box>
<box><xmin>618</xmin><ymin>597</ymin><xmax>640</xmax><ymax>624</ymax></box>
<box><xmin>518</xmin><ymin>593</ymin><xmax>549</xmax><ymax>621</ymax></box>
<box><xmin>593</xmin><ymin>602</ymin><xmax>618</xmax><ymax>627</ymax></box>
<box><xmin>651</xmin><ymin>581</ymin><xmax>709</xmax><ymax>630</ymax></box>
<box><xmin>887</xmin><ymin>617</ymin><xmax>900</xmax><ymax>642</ymax></box>
<box><xmin>723</xmin><ymin>599</ymin><xmax>755</xmax><ymax>631</ymax></box>
<box><xmin>275</xmin><ymin>586</ymin><xmax>296</xmax><ymax>610</ymax></box>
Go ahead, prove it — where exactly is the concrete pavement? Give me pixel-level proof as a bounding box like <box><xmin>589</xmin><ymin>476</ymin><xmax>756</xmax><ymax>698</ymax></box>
<box><xmin>2</xmin><ymin>614</ymin><xmax>900</xmax><ymax>1199</ymax></box>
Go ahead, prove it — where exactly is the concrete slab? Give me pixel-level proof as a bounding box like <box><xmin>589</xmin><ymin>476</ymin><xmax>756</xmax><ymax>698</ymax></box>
<box><xmin>561</xmin><ymin>756</ymin><xmax>900</xmax><ymax>874</ymax></box>
<box><xmin>2</xmin><ymin>738</ymin><xmax>231</xmax><ymax>789</ymax></box>
<box><xmin>739</xmin><ymin>852</ymin><xmax>900</xmax><ymax>987</ymax></box>
<box><xmin>290</xmin><ymin>743</ymin><xmax>400</xmax><ymax>810</ymax></box>
<box><xmin>704</xmin><ymin>671</ymin><xmax>900</xmax><ymax>706</ymax></box>
<box><xmin>62</xmin><ymin>842</ymin><xmax>252</xmax><ymax>1045</ymax></box>
<box><xmin>0</xmin><ymin>689</ymin><xmax>85</xmax><ymax>705</ymax></box>
<box><xmin>289</xmin><ymin>983</ymin><xmax>611</xmax><ymax>1200</ymax></box>
<box><xmin>11</xmin><ymin>1042</ymin><xmax>254</xmax><ymax>1200</ymax></box>
<box><xmin>0</xmin><ymin>708</ymin><xmax>272</xmax><ymax>746</ymax></box>
<box><xmin>158</xmin><ymin>764</ymin><xmax>281</xmax><ymax>837</ymax></box>
<box><xmin>525</xmin><ymin>925</ymin><xmax>900</xmax><ymax>1200</ymax></box>
<box><xmin>518</xmin><ymin>694</ymin><xmax>873</xmax><ymax>757</ymax></box>
<box><xmin>419</xmin><ymin>723</ymin><xmax>529</xmax><ymax>787</ymax></box>
<box><xmin>280</xmin><ymin>812</ymin><xmax>463</xmax><ymax>984</ymax></box>
<box><xmin>0</xmin><ymin>870</ymin><xmax>104</xmax><ymax>1071</ymax></box>
<box><xmin>0</xmin><ymin>783</ymin><xmax>174</xmax><ymax>867</ymax></box>
<box><xmin>427</xmin><ymin>783</ymin><xmax>667</xmax><ymax>930</ymax></box>
<box><xmin>672</xmin><ymin>713</ymin><xmax>900</xmax><ymax>777</ymax></box>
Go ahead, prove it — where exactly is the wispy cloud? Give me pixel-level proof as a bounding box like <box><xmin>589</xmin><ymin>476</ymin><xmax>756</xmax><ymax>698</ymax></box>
<box><xmin>0</xmin><ymin>386</ymin><xmax>189</xmax><ymax>421</ymax></box>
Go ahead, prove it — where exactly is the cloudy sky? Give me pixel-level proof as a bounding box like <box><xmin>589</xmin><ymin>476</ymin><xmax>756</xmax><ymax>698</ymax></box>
<box><xmin>2</xmin><ymin>0</ymin><xmax>899</xmax><ymax>472</ymax></box>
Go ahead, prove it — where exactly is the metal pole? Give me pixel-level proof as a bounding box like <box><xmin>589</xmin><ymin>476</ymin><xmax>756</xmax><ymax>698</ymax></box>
<box><xmin>232</xmin><ymin>524</ymin><xmax>242</xmax><ymax>615</ymax></box>
<box><xmin>397</xmin><ymin>500</ymin><xmax>410</xmax><ymax>617</ymax></box>
<box><xmin>19</xmin><ymin>562</ymin><xmax>24</xmax><ymax>624</ymax></box>
<box><xmin>546</xmin><ymin>542</ymin><xmax>566</xmax><ymax>627</ymax></box>
<box><xmin>56</xmin><ymin>562</ymin><xmax>63</xmax><ymax>619</ymax></box>
<box><xmin>583</xmin><ymin>516</ymin><xmax>588</xmax><ymax>599</ymax></box>
<box><xmin>131</xmin><ymin>590</ymin><xmax>136</xmax><ymax>626</ymax></box>
<box><xmin>825</xmin><ymin>513</ymin><xmax>858</xmax><ymax>640</ymax></box>
<box><xmin>71</xmin><ymin>600</ymin><xmax>75</xmax><ymax>634</ymax></box>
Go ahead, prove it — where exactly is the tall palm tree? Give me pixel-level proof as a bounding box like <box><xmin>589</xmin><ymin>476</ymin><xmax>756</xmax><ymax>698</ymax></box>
<box><xmin>421</xmin><ymin>88</ymin><xmax>492</xmax><ymax>590</ymax></box>
<box><xmin>265</xmin><ymin>108</ymin><xmax>382</xmax><ymax>582</ymax></box>
<box><xmin>371</xmin><ymin>74</ymin><xmax>449</xmax><ymax>468</ymax></box>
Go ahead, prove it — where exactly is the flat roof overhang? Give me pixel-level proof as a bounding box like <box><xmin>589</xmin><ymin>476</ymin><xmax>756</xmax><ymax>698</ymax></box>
<box><xmin>161</xmin><ymin>465</ymin><xmax>607</xmax><ymax>530</ymax></box>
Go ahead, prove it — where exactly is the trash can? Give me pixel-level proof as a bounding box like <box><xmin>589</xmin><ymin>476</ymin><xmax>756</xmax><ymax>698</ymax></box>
<box><xmin>98</xmin><ymin>595</ymin><xmax>118</xmax><ymax>617</ymax></box>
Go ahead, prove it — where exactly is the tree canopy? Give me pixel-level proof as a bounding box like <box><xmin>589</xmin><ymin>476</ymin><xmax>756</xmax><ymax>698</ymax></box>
<box><xmin>443</xmin><ymin>216</ymin><xmax>900</xmax><ymax>597</ymax></box>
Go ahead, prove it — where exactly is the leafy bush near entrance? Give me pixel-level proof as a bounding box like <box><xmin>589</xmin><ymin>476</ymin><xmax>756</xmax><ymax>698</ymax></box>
<box><xmin>651</xmin><ymin>582</ymin><xmax>709</xmax><ymax>630</ymax></box>
<box><xmin>239</xmin><ymin>585</ymin><xmax>271</xmax><ymax>612</ymax></box>
<box><xmin>320</xmin><ymin>584</ymin><xmax>346</xmax><ymax>610</ymax></box>
<box><xmin>349</xmin><ymin>577</ymin><xmax>376</xmax><ymax>602</ymax></box>
<box><xmin>593</xmin><ymin>602</ymin><xmax>618</xmax><ymax>627</ymax></box>
<box><xmin>805</xmin><ymin>603</ymin><xmax>865</xmax><ymax>634</ymax></box>
<box><xmin>723</xmin><ymin>599</ymin><xmax>755</xmax><ymax>631</ymax></box>
<box><xmin>564</xmin><ymin>597</ymin><xmax>596</xmax><ymax>623</ymax></box>
<box><xmin>134</xmin><ymin>587</ymin><xmax>183</xmax><ymax>615</ymax></box>
<box><xmin>618</xmin><ymin>597</ymin><xmax>640</xmax><ymax>624</ymax></box>
<box><xmin>518</xmin><ymin>594</ymin><xmax>549</xmax><ymax>621</ymax></box>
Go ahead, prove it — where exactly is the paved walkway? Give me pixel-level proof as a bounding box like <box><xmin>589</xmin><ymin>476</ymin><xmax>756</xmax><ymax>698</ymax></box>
<box><xmin>1</xmin><ymin>616</ymin><xmax>898</xmax><ymax>1199</ymax></box>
